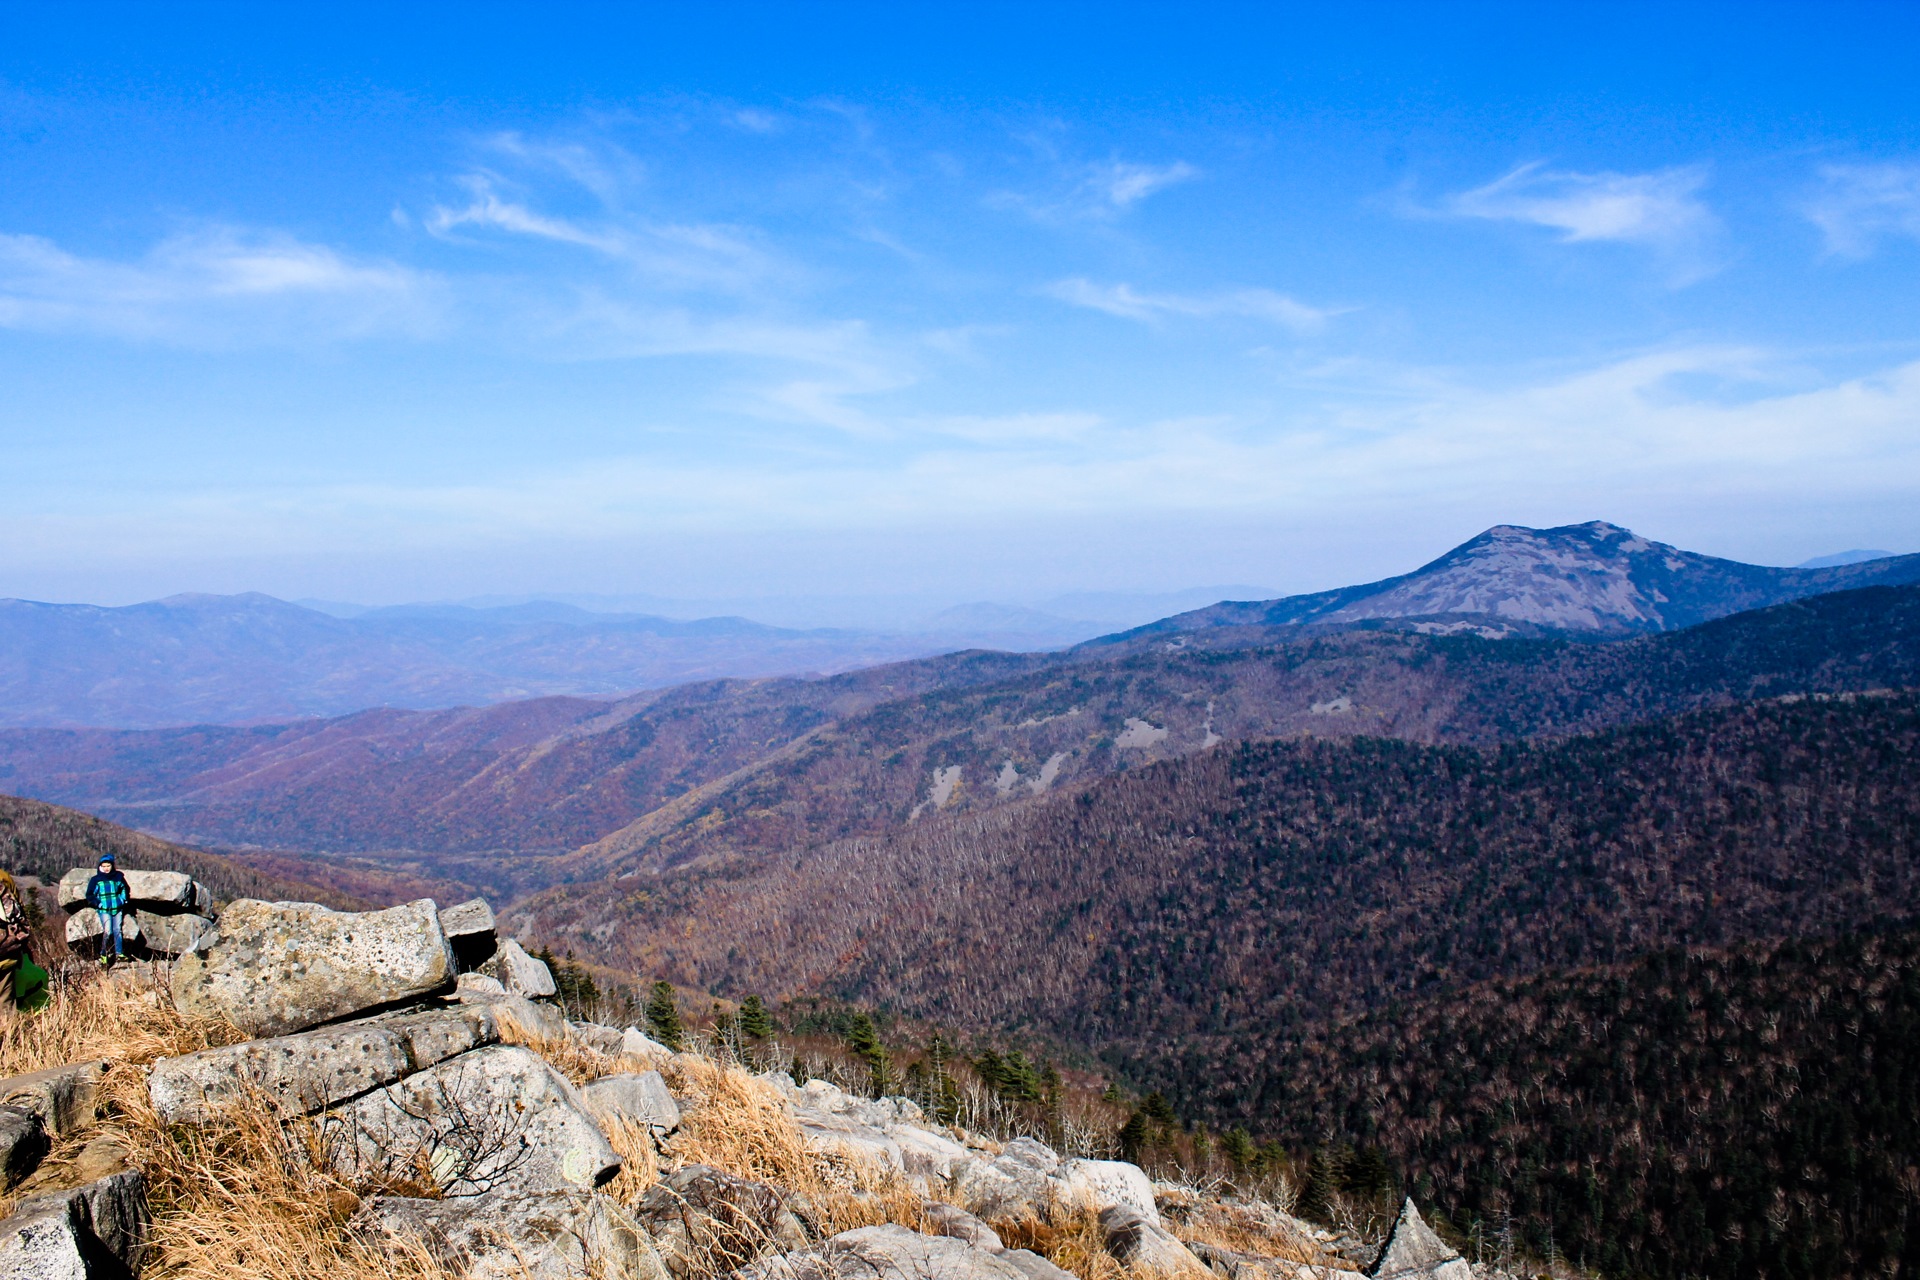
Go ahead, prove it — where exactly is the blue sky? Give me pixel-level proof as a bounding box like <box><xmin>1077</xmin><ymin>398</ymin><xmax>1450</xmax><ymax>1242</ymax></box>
<box><xmin>3</xmin><ymin>3</ymin><xmax>1919</xmax><ymax>614</ymax></box>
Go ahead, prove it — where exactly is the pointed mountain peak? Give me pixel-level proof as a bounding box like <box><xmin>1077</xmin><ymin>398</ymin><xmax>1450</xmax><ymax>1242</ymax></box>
<box><xmin>1370</xmin><ymin>1198</ymin><xmax>1470</xmax><ymax>1279</ymax></box>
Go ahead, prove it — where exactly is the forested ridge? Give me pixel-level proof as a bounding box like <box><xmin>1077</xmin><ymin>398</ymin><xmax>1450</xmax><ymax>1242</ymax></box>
<box><xmin>521</xmin><ymin>690</ymin><xmax>1920</xmax><ymax>1279</ymax></box>
<box><xmin>1269</xmin><ymin>929</ymin><xmax>1920</xmax><ymax>1280</ymax></box>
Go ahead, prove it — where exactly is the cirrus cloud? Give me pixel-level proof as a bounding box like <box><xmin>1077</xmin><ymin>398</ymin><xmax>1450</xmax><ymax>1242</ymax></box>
<box><xmin>0</xmin><ymin>227</ymin><xmax>439</xmax><ymax>346</ymax></box>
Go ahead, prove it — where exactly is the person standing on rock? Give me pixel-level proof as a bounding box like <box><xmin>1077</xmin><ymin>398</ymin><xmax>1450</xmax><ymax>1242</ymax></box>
<box><xmin>86</xmin><ymin>854</ymin><xmax>132</xmax><ymax>967</ymax></box>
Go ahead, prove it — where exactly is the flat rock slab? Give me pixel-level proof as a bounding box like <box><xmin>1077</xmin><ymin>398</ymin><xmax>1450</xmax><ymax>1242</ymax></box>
<box><xmin>63</xmin><ymin>910</ymin><xmax>141</xmax><ymax>954</ymax></box>
<box><xmin>439</xmin><ymin>898</ymin><xmax>498</xmax><ymax>969</ymax></box>
<box><xmin>7</xmin><ymin>1139</ymin><xmax>150</xmax><ymax>1278</ymax></box>
<box><xmin>149</xmin><ymin>1006</ymin><xmax>500</xmax><ymax>1124</ymax></box>
<box><xmin>58</xmin><ymin>867</ymin><xmax>207</xmax><ymax>913</ymax></box>
<box><xmin>0</xmin><ymin>1062</ymin><xmax>109</xmax><ymax>1139</ymax></box>
<box><xmin>743</xmin><ymin>1225</ymin><xmax>1031</xmax><ymax>1280</ymax></box>
<box><xmin>582</xmin><ymin>1071</ymin><xmax>680</xmax><ymax>1136</ymax></box>
<box><xmin>353</xmin><ymin>1189</ymin><xmax>666</xmax><ymax>1280</ymax></box>
<box><xmin>322</xmin><ymin>1044</ymin><xmax>619</xmax><ymax>1197</ymax></box>
<box><xmin>171</xmin><ymin>898</ymin><xmax>455</xmax><ymax>1037</ymax></box>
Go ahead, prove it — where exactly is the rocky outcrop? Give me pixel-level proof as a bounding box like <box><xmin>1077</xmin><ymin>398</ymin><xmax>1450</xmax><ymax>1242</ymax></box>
<box><xmin>922</xmin><ymin>1203</ymin><xmax>1004</xmax><ymax>1252</ymax></box>
<box><xmin>320</xmin><ymin>1044</ymin><xmax>619</xmax><ymax>1196</ymax></box>
<box><xmin>58</xmin><ymin>868</ymin><xmax>207</xmax><ymax>914</ymax></box>
<box><xmin>583</xmin><ymin>1071</ymin><xmax>681</xmax><ymax>1138</ymax></box>
<box><xmin>479</xmin><ymin>937</ymin><xmax>557</xmax><ymax>999</ymax></box>
<box><xmin>632</xmin><ymin>1164</ymin><xmax>810</xmax><ymax>1279</ymax></box>
<box><xmin>59</xmin><ymin>867</ymin><xmax>214</xmax><ymax>960</ymax></box>
<box><xmin>0</xmin><ymin>1062</ymin><xmax>110</xmax><ymax>1139</ymax></box>
<box><xmin>1099</xmin><ymin>1204</ymin><xmax>1210</xmax><ymax>1275</ymax></box>
<box><xmin>170</xmin><ymin>898</ymin><xmax>456</xmax><ymax>1037</ymax></box>
<box><xmin>64</xmin><ymin>908</ymin><xmax>142</xmax><ymax>954</ymax></box>
<box><xmin>1369</xmin><ymin>1200</ymin><xmax>1470</xmax><ymax>1280</ymax></box>
<box><xmin>1055</xmin><ymin>1158</ymin><xmax>1160</xmax><ymax>1226</ymax></box>
<box><xmin>352</xmin><ymin>1189</ymin><xmax>665</xmax><ymax>1280</ymax></box>
<box><xmin>953</xmin><ymin>1136</ymin><xmax>1062</xmax><ymax>1221</ymax></box>
<box><xmin>148</xmin><ymin>1005</ymin><xmax>500</xmax><ymax>1123</ymax></box>
<box><xmin>773</xmin><ymin>1076</ymin><xmax>975</xmax><ymax>1193</ymax></box>
<box><xmin>0</xmin><ymin>1105</ymin><xmax>48</xmax><ymax>1189</ymax></box>
<box><xmin>744</xmin><ymin>1223</ymin><xmax>1031</xmax><ymax>1280</ymax></box>
<box><xmin>438</xmin><ymin>898</ymin><xmax>498</xmax><ymax>970</ymax></box>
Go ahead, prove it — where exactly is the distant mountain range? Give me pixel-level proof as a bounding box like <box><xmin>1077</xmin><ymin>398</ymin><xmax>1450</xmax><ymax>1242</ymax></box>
<box><xmin>2</xmin><ymin>521</ymin><xmax>1910</xmax><ymax>730</ymax></box>
<box><xmin>0</xmin><ymin>591</ymin><xmax>1089</xmax><ymax>729</ymax></box>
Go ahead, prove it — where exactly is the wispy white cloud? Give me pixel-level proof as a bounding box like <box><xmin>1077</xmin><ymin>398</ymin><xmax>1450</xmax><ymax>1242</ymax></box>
<box><xmin>1445</xmin><ymin>162</ymin><xmax>1716</xmax><ymax>247</ymax></box>
<box><xmin>0</xmin><ymin>227</ymin><xmax>438</xmax><ymax>345</ymax></box>
<box><xmin>1044</xmin><ymin>278</ymin><xmax>1332</xmax><ymax>333</ymax></box>
<box><xmin>990</xmin><ymin>155</ymin><xmax>1199</xmax><ymax>224</ymax></box>
<box><xmin>1096</xmin><ymin>161</ymin><xmax>1198</xmax><ymax>208</ymax></box>
<box><xmin>425</xmin><ymin>166</ymin><xmax>783</xmax><ymax>295</ymax></box>
<box><xmin>1804</xmin><ymin>163</ymin><xmax>1920</xmax><ymax>258</ymax></box>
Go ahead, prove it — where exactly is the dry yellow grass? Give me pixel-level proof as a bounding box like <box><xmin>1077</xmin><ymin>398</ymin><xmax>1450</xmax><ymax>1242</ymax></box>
<box><xmin>996</xmin><ymin>1204</ymin><xmax>1135</xmax><ymax>1280</ymax></box>
<box><xmin>1</xmin><ymin>966</ymin><xmax>1271</xmax><ymax>1280</ymax></box>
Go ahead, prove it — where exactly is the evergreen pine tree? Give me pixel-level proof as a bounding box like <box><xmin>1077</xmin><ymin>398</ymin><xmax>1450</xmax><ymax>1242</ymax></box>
<box><xmin>739</xmin><ymin>994</ymin><xmax>775</xmax><ymax>1039</ymax></box>
<box><xmin>1224</xmin><ymin>1128</ymin><xmax>1257</xmax><ymax>1169</ymax></box>
<box><xmin>844</xmin><ymin>1012</ymin><xmax>892</xmax><ymax>1095</ymax></box>
<box><xmin>1118</xmin><ymin>1110</ymin><xmax>1151</xmax><ymax>1162</ymax></box>
<box><xmin>646</xmin><ymin>981</ymin><xmax>684</xmax><ymax>1049</ymax></box>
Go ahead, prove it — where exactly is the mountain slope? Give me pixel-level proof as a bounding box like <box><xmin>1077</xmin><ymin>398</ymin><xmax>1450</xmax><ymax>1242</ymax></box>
<box><xmin>1</xmin><ymin>582</ymin><xmax>1917</xmax><ymax>873</ymax></box>
<box><xmin>1117</xmin><ymin>521</ymin><xmax>1920</xmax><ymax>639</ymax></box>
<box><xmin>552</xmin><ymin>582</ymin><xmax>1920</xmax><ymax>879</ymax></box>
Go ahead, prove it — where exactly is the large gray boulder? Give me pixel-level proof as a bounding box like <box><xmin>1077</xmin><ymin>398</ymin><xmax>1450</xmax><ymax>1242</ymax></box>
<box><xmin>632</xmin><ymin>1163</ymin><xmax>810</xmax><ymax>1280</ymax></box>
<box><xmin>777</xmin><ymin>1076</ymin><xmax>975</xmax><ymax>1189</ymax></box>
<box><xmin>149</xmin><ymin>1006</ymin><xmax>499</xmax><ymax>1124</ymax></box>
<box><xmin>131</xmin><ymin>910</ymin><xmax>213</xmax><ymax>957</ymax></box>
<box><xmin>3</xmin><ymin>1137</ymin><xmax>150</xmax><ymax>1277</ymax></box>
<box><xmin>0</xmin><ymin>1105</ymin><xmax>49</xmax><ymax>1189</ymax></box>
<box><xmin>480</xmin><ymin>937</ymin><xmax>557</xmax><ymax>999</ymax></box>
<box><xmin>63</xmin><ymin>910</ymin><xmax>141</xmax><ymax>955</ymax></box>
<box><xmin>922</xmin><ymin>1203</ymin><xmax>1003</xmax><ymax>1252</ymax></box>
<box><xmin>0</xmin><ymin>1062</ymin><xmax>109</xmax><ymax>1139</ymax></box>
<box><xmin>322</xmin><ymin>1044</ymin><xmax>619</xmax><ymax>1196</ymax></box>
<box><xmin>742</xmin><ymin>1224</ymin><xmax>1030</xmax><ymax>1280</ymax></box>
<box><xmin>1054</xmin><ymin>1158</ymin><xmax>1161</xmax><ymax>1227</ymax></box>
<box><xmin>58</xmin><ymin>867</ymin><xmax>207</xmax><ymax>914</ymax></box>
<box><xmin>955</xmin><ymin>1136</ymin><xmax>1061</xmax><ymax>1222</ymax></box>
<box><xmin>0</xmin><ymin>1205</ymin><xmax>87</xmax><ymax>1279</ymax></box>
<box><xmin>1369</xmin><ymin>1200</ymin><xmax>1470</xmax><ymax>1280</ymax></box>
<box><xmin>353</xmin><ymin>1189</ymin><xmax>665</xmax><ymax>1280</ymax></box>
<box><xmin>438</xmin><ymin>898</ymin><xmax>499</xmax><ymax>970</ymax></box>
<box><xmin>1000</xmin><ymin>1250</ymin><xmax>1079</xmax><ymax>1280</ymax></box>
<box><xmin>582</xmin><ymin>1071</ymin><xmax>681</xmax><ymax>1137</ymax></box>
<box><xmin>1099</xmin><ymin>1205</ymin><xmax>1209</xmax><ymax>1275</ymax></box>
<box><xmin>170</xmin><ymin>898</ymin><xmax>456</xmax><ymax>1037</ymax></box>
